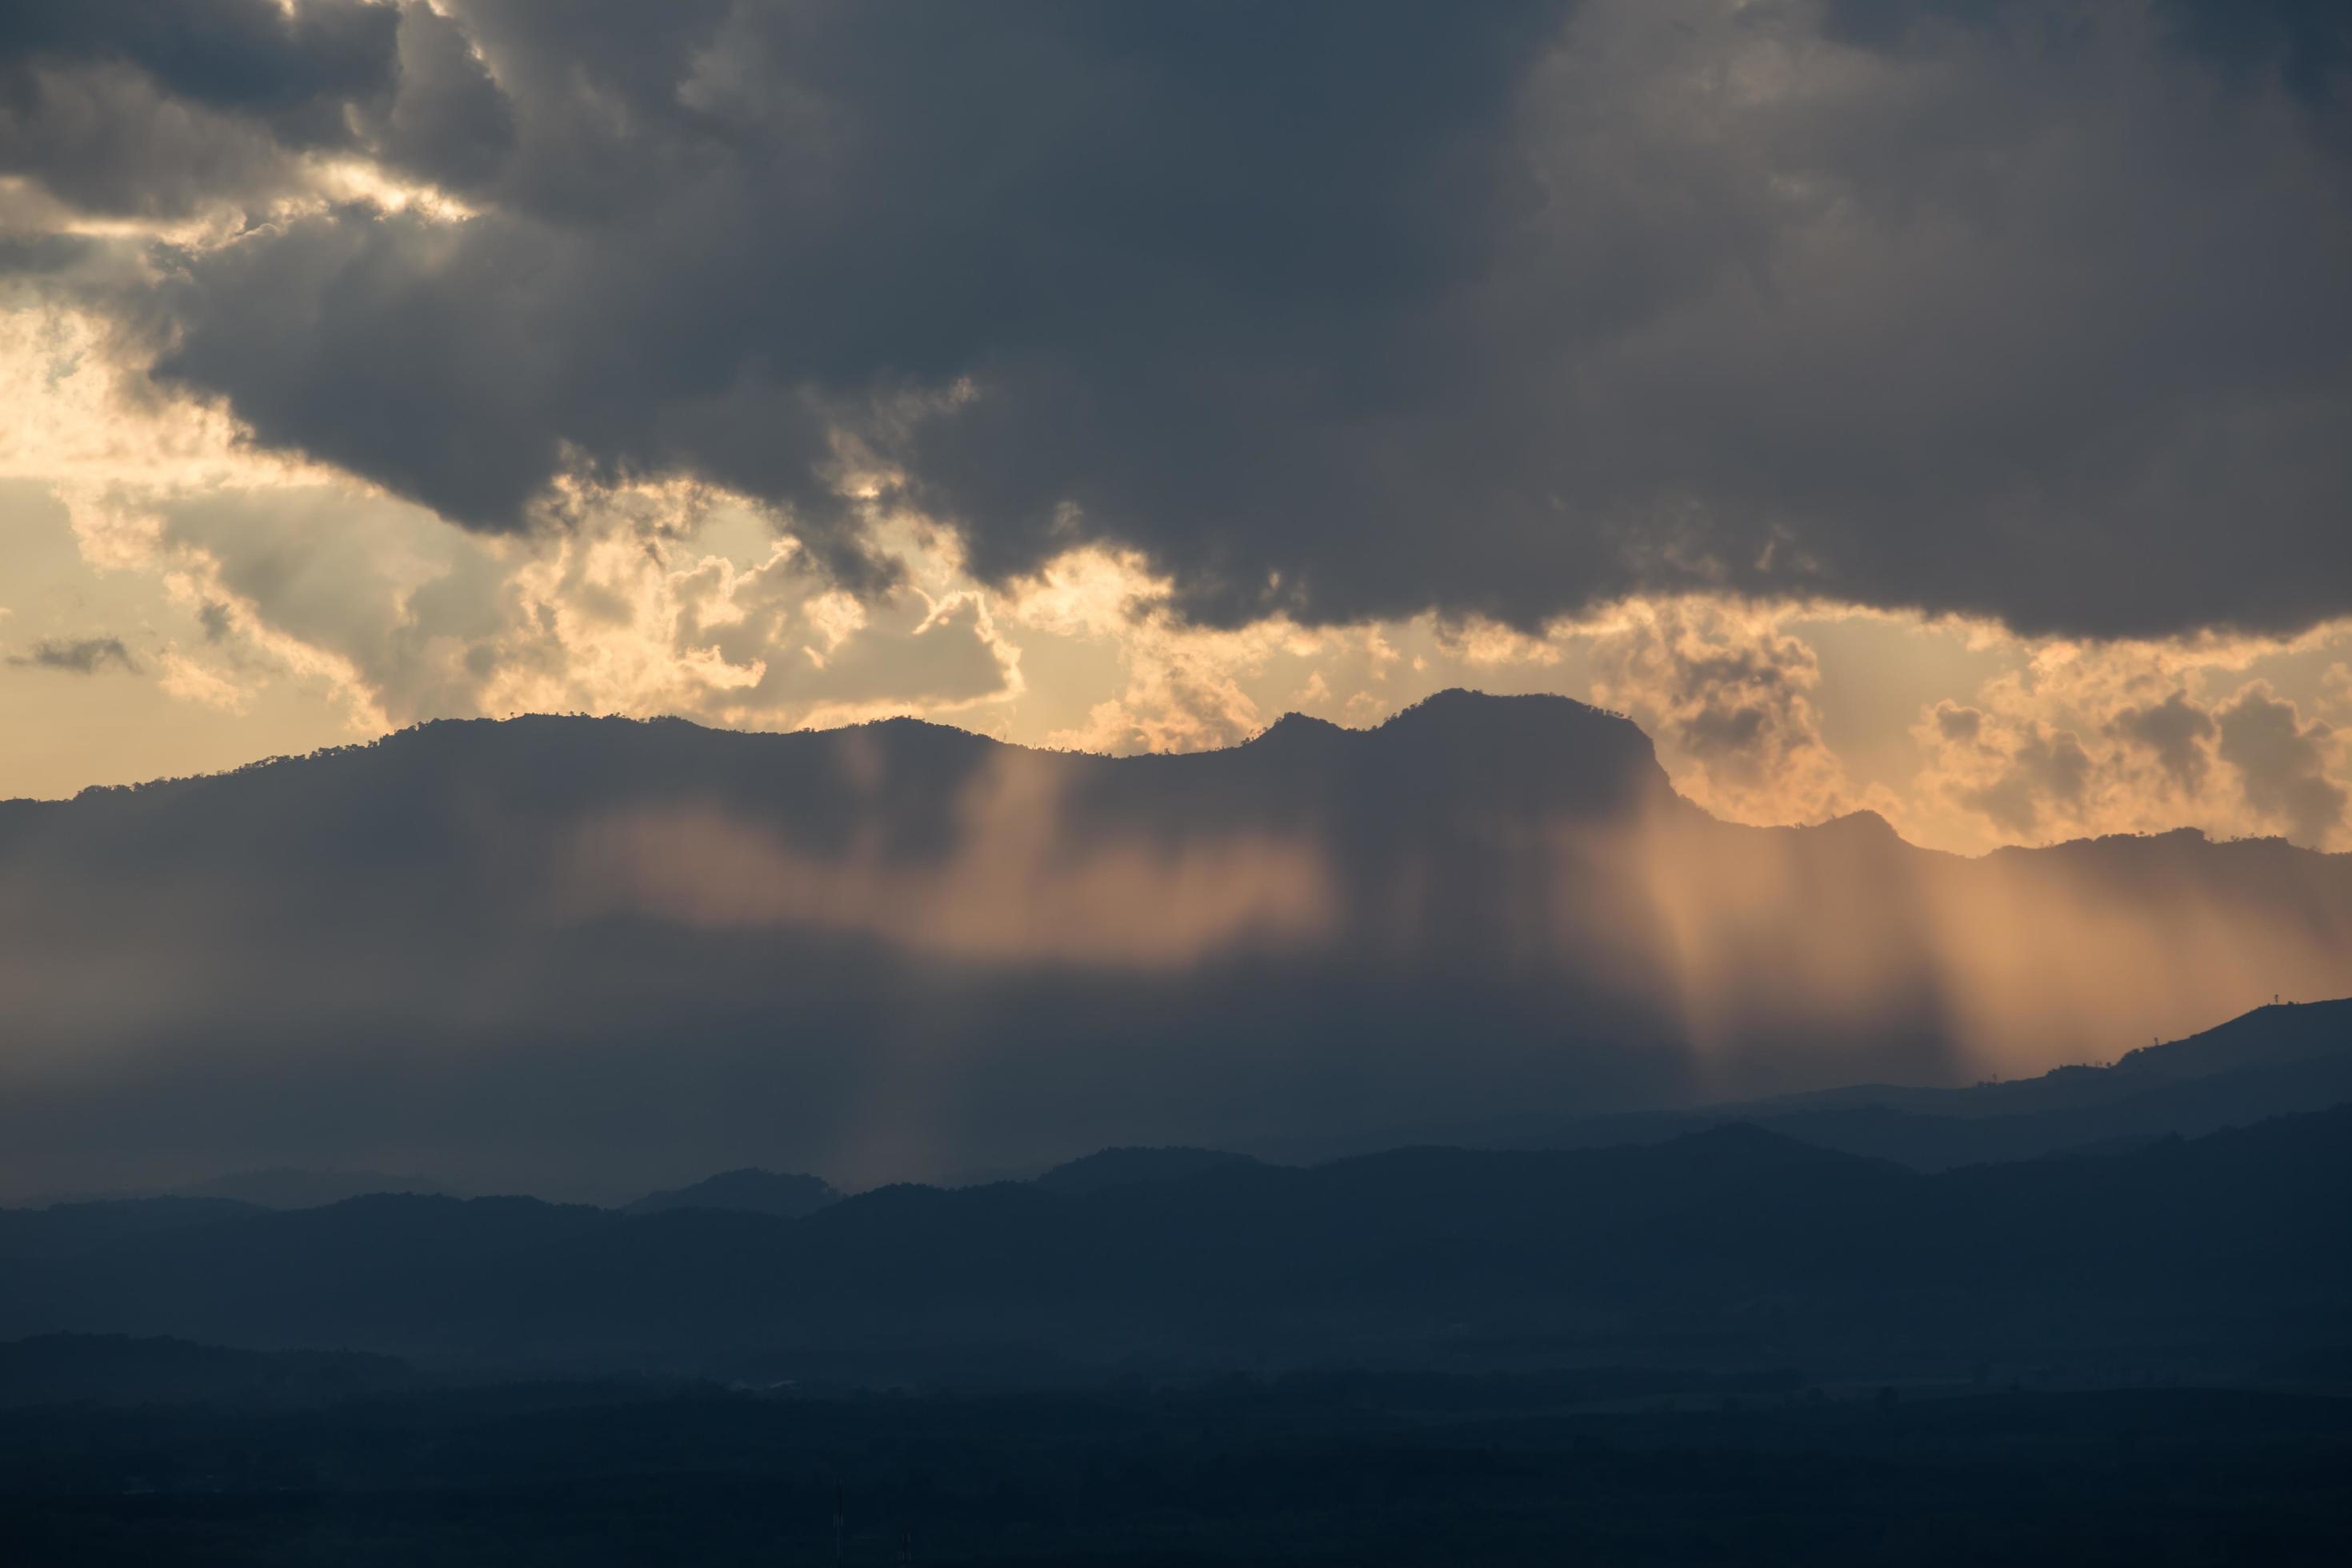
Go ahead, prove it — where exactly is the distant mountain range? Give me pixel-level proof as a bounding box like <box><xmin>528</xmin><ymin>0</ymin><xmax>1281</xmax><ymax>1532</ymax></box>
<box><xmin>1031</xmin><ymin>1146</ymin><xmax>1262</xmax><ymax>1195</ymax></box>
<box><xmin>3</xmin><ymin>690</ymin><xmax>2346</xmax><ymax>1197</ymax></box>
<box><xmin>623</xmin><ymin>1169</ymin><xmax>839</xmax><ymax>1219</ymax></box>
<box><xmin>1381</xmin><ymin>997</ymin><xmax>2352</xmax><ymax>1172</ymax></box>
<box><xmin>29</xmin><ymin>1170</ymin><xmax>458</xmax><ymax>1210</ymax></box>
<box><xmin>6</xmin><ymin>997</ymin><xmax>2344</xmax><ymax>1386</ymax></box>
<box><xmin>3</xmin><ymin>1104</ymin><xmax>2346</xmax><ymax>1385</ymax></box>
<box><xmin>32</xmin><ymin>996</ymin><xmax>2341</xmax><ymax>1219</ymax></box>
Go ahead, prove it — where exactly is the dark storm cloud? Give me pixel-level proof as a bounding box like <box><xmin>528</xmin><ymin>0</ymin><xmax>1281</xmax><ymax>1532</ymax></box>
<box><xmin>0</xmin><ymin>230</ymin><xmax>91</xmax><ymax>274</ymax></box>
<box><xmin>360</xmin><ymin>1</ymin><xmax>510</xmax><ymax>192</ymax></box>
<box><xmin>1829</xmin><ymin>0</ymin><xmax>2352</xmax><ymax>102</ymax></box>
<box><xmin>8</xmin><ymin>1</ymin><xmax>2351</xmax><ymax>636</ymax></box>
<box><xmin>132</xmin><ymin>0</ymin><xmax>1562</xmax><ymax>594</ymax></box>
<box><xmin>8</xmin><ymin>636</ymin><xmax>139</xmax><ymax>674</ymax></box>
<box><xmin>0</xmin><ymin>0</ymin><xmax>397</xmax><ymax>126</ymax></box>
<box><xmin>2150</xmin><ymin>1</ymin><xmax>2351</xmax><ymax>106</ymax></box>
<box><xmin>0</xmin><ymin>0</ymin><xmax>400</xmax><ymax>214</ymax></box>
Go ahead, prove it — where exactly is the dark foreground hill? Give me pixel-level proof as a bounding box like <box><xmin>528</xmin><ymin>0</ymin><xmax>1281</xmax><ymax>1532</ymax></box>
<box><xmin>5</xmin><ymin>1109</ymin><xmax>2346</xmax><ymax>1386</ymax></box>
<box><xmin>6</xmin><ymin>1371</ymin><xmax>2348</xmax><ymax>1567</ymax></box>
<box><xmin>0</xmin><ymin>1334</ymin><xmax>414</xmax><ymax>1409</ymax></box>
<box><xmin>6</xmin><ymin>1374</ymin><xmax>2349</xmax><ymax>1568</ymax></box>
<box><xmin>6</xmin><ymin>1107</ymin><xmax>2346</xmax><ymax>1564</ymax></box>
<box><xmin>4</xmin><ymin>691</ymin><xmax>2349</xmax><ymax>1198</ymax></box>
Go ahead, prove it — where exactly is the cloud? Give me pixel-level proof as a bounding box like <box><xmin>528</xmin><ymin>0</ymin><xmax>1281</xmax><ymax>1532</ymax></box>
<box><xmin>1933</xmin><ymin>703</ymin><xmax>1983</xmax><ymax>744</ymax></box>
<box><xmin>2110</xmin><ymin>690</ymin><xmax>2219</xmax><ymax>794</ymax></box>
<box><xmin>2</xmin><ymin>0</ymin><xmax>2346</xmax><ymax>641</ymax></box>
<box><xmin>1902</xmin><ymin>637</ymin><xmax>2352</xmax><ymax>851</ymax></box>
<box><xmin>1583</xmin><ymin>599</ymin><xmax>1882</xmax><ymax>827</ymax></box>
<box><xmin>2217</xmin><ymin>682</ymin><xmax>2348</xmax><ymax>846</ymax></box>
<box><xmin>1006</xmin><ymin>546</ymin><xmax>1316</xmax><ymax>755</ymax></box>
<box><xmin>2118</xmin><ymin>2</ymin><xmax>2350</xmax><ymax>108</ymax></box>
<box><xmin>8</xmin><ymin>226</ymin><xmax>2352</xmax><ymax>851</ymax></box>
<box><xmin>155</xmin><ymin>648</ymin><xmax>250</xmax><ymax>711</ymax></box>
<box><xmin>146</xmin><ymin>478</ymin><xmax>1023</xmax><ymax>737</ymax></box>
<box><xmin>7</xmin><ymin>634</ymin><xmax>137</xmax><ymax>674</ymax></box>
<box><xmin>0</xmin><ymin>0</ymin><xmax>402</xmax><ymax>217</ymax></box>
<box><xmin>1962</xmin><ymin>725</ymin><xmax>2093</xmax><ymax>839</ymax></box>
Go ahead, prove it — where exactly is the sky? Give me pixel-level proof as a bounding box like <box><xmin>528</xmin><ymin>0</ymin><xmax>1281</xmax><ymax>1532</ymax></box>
<box><xmin>3</xmin><ymin>0</ymin><xmax>2350</xmax><ymax>856</ymax></box>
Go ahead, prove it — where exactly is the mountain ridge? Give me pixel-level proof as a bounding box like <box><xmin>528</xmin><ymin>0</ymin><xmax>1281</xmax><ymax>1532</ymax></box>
<box><xmin>6</xmin><ymin>689</ymin><xmax>2333</xmax><ymax>866</ymax></box>
<box><xmin>1335</xmin><ymin>997</ymin><xmax>2352</xmax><ymax>1171</ymax></box>
<box><xmin>2</xmin><ymin>1107</ymin><xmax>2344</xmax><ymax>1382</ymax></box>
<box><xmin>31</xmin><ymin>995</ymin><xmax>2334</xmax><ymax>1206</ymax></box>
<box><xmin>3</xmin><ymin>690</ymin><xmax>2348</xmax><ymax>1198</ymax></box>
<box><xmin>624</xmin><ymin>1169</ymin><xmax>840</xmax><ymax>1219</ymax></box>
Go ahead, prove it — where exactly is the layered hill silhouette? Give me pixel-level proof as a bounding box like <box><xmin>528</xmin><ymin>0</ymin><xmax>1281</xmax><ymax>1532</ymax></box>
<box><xmin>3</xmin><ymin>1109</ymin><xmax>2346</xmax><ymax>1384</ymax></box>
<box><xmin>1399</xmin><ymin>997</ymin><xmax>2352</xmax><ymax>1171</ymax></box>
<box><xmin>2</xmin><ymin>690</ymin><xmax>2347</xmax><ymax>1198</ymax></box>
<box><xmin>623</xmin><ymin>1169</ymin><xmax>839</xmax><ymax>1219</ymax></box>
<box><xmin>29</xmin><ymin>1170</ymin><xmax>460</xmax><ymax>1210</ymax></box>
<box><xmin>1032</xmin><ymin>1146</ymin><xmax>1262</xmax><ymax>1194</ymax></box>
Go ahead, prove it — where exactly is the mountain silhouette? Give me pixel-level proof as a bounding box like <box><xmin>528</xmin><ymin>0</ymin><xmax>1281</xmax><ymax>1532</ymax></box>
<box><xmin>172</xmin><ymin>1169</ymin><xmax>455</xmax><ymax>1208</ymax></box>
<box><xmin>2</xmin><ymin>690</ymin><xmax>2346</xmax><ymax>1197</ymax></box>
<box><xmin>1033</xmin><ymin>1146</ymin><xmax>1262</xmax><ymax>1194</ymax></box>
<box><xmin>1</xmin><ymin>1109</ymin><xmax>2344</xmax><ymax>1382</ymax></box>
<box><xmin>0</xmin><ymin>1198</ymin><xmax>260</xmax><ymax>1265</ymax></box>
<box><xmin>623</xmin><ymin>1169</ymin><xmax>840</xmax><ymax>1219</ymax></box>
<box><xmin>24</xmin><ymin>1170</ymin><xmax>456</xmax><ymax>1209</ymax></box>
<box><xmin>1382</xmin><ymin>996</ymin><xmax>2352</xmax><ymax>1171</ymax></box>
